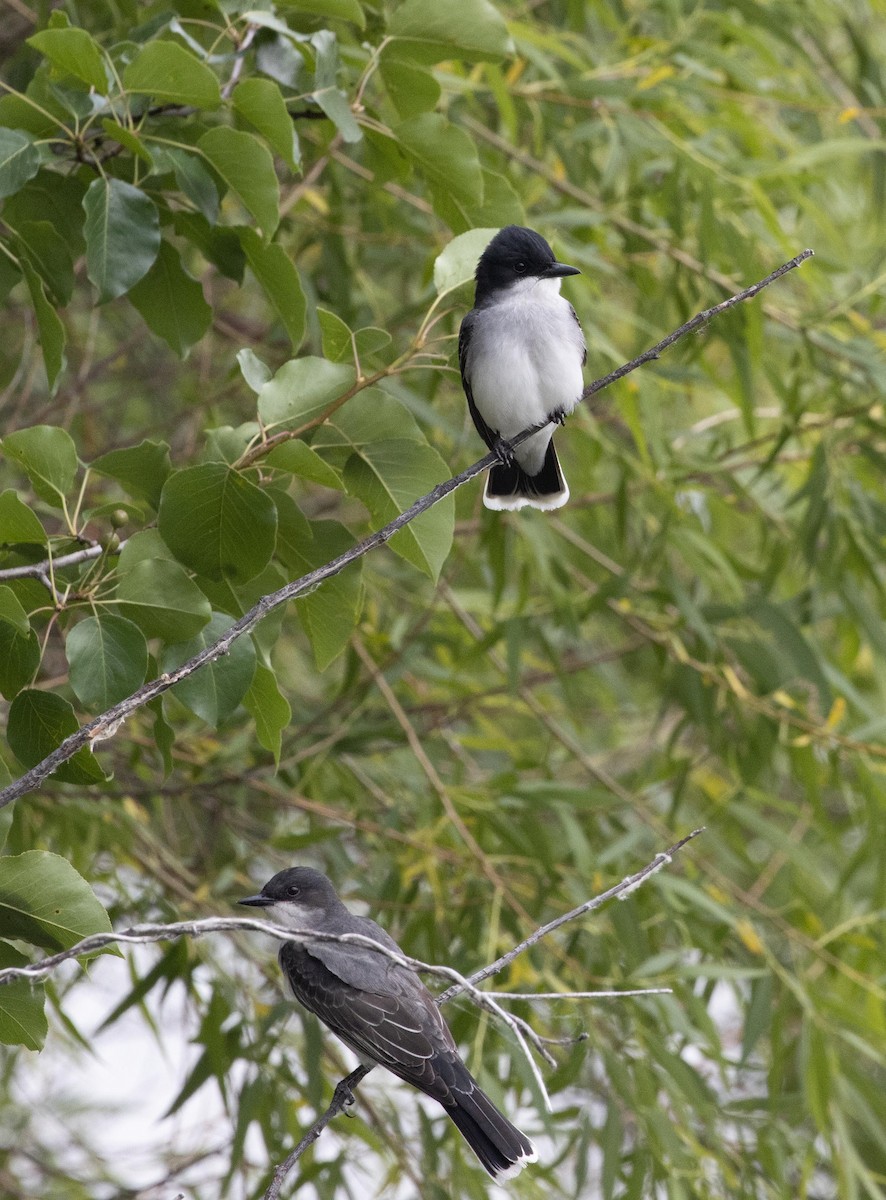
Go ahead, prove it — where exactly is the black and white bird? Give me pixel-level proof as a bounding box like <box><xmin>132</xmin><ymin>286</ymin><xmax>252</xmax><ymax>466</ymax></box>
<box><xmin>240</xmin><ymin>867</ymin><xmax>537</xmax><ymax>1181</ymax></box>
<box><xmin>459</xmin><ymin>225</ymin><xmax>586</xmax><ymax>510</ymax></box>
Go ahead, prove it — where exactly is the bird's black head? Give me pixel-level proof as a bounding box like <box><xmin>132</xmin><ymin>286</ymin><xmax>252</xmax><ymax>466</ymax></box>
<box><xmin>239</xmin><ymin>867</ymin><xmax>343</xmax><ymax>922</ymax></box>
<box><xmin>474</xmin><ymin>225</ymin><xmax>580</xmax><ymax>299</ymax></box>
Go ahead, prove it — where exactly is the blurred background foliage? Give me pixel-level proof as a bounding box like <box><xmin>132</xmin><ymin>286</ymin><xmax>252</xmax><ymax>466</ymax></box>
<box><xmin>1</xmin><ymin>0</ymin><xmax>885</xmax><ymax>1197</ymax></box>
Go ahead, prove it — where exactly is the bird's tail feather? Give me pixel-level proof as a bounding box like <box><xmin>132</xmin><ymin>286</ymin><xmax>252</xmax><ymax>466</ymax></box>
<box><xmin>484</xmin><ymin>441</ymin><xmax>568</xmax><ymax>511</ymax></box>
<box><xmin>445</xmin><ymin>1083</ymin><xmax>537</xmax><ymax>1180</ymax></box>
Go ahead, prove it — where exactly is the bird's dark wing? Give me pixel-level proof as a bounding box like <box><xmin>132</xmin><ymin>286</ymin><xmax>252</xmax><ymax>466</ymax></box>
<box><xmin>571</xmin><ymin>304</ymin><xmax>587</xmax><ymax>367</ymax></box>
<box><xmin>298</xmin><ymin>916</ymin><xmax>405</xmax><ymax>995</ymax></box>
<box><xmin>459</xmin><ymin>310</ymin><xmax>499</xmax><ymax>451</ymax></box>
<box><xmin>279</xmin><ymin>941</ymin><xmax>463</xmax><ymax>1100</ymax></box>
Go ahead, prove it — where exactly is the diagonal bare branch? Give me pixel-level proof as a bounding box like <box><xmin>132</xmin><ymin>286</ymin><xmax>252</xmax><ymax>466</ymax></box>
<box><xmin>0</xmin><ymin>249</ymin><xmax>812</xmax><ymax>811</ymax></box>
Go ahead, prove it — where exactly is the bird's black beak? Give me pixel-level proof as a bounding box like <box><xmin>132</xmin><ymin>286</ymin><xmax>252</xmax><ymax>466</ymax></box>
<box><xmin>542</xmin><ymin>261</ymin><xmax>580</xmax><ymax>279</ymax></box>
<box><xmin>239</xmin><ymin>894</ymin><xmax>275</xmax><ymax>907</ymax></box>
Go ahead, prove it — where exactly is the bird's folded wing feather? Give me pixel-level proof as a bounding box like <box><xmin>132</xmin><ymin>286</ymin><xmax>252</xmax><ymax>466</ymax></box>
<box><xmin>459</xmin><ymin>312</ymin><xmax>499</xmax><ymax>451</ymax></box>
<box><xmin>279</xmin><ymin>941</ymin><xmax>461</xmax><ymax>1096</ymax></box>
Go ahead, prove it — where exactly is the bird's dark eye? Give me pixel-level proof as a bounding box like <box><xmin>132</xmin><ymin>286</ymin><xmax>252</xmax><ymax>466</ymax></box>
<box><xmin>514</xmin><ymin>261</ymin><xmax>527</xmax><ymax>273</ymax></box>
<box><xmin>286</xmin><ymin>885</ymin><xmax>301</xmax><ymax>897</ymax></box>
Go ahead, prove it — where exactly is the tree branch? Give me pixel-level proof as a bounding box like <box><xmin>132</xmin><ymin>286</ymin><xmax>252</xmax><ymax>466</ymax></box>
<box><xmin>0</xmin><ymin>249</ymin><xmax>812</xmax><ymax>810</ymax></box>
<box><xmin>0</xmin><ymin>540</ymin><xmax>123</xmax><ymax>586</ymax></box>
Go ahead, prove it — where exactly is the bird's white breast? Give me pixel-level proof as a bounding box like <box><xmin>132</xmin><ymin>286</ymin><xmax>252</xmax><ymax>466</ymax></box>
<box><xmin>466</xmin><ymin>278</ymin><xmax>585</xmax><ymax>473</ymax></box>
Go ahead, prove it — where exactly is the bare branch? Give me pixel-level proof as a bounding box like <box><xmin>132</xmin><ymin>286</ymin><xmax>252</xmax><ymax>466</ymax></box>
<box><xmin>436</xmin><ymin>827</ymin><xmax>704</xmax><ymax>1003</ymax></box>
<box><xmin>0</xmin><ymin>540</ymin><xmax>123</xmax><ymax>585</ymax></box>
<box><xmin>0</xmin><ymin>248</ymin><xmax>812</xmax><ymax>811</ymax></box>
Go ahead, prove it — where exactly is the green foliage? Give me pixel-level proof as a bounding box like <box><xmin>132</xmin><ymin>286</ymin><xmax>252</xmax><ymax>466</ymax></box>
<box><xmin>1</xmin><ymin>0</ymin><xmax>886</xmax><ymax>1197</ymax></box>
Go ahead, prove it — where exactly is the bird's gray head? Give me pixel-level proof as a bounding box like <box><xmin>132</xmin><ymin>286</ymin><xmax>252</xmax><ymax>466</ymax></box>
<box><xmin>239</xmin><ymin>867</ymin><xmax>345</xmax><ymax>933</ymax></box>
<box><xmin>475</xmin><ymin>225</ymin><xmax>580</xmax><ymax>298</ymax></box>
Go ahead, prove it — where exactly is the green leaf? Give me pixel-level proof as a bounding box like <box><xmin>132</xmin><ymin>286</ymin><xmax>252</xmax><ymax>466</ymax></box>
<box><xmin>127</xmin><ymin>240</ymin><xmax>212</xmax><ymax>358</ymax></box>
<box><xmin>239</xmin><ymin>229</ymin><xmax>306</xmax><ymax>350</ymax></box>
<box><xmin>309</xmin><ymin>30</ymin><xmax>362</xmax><ymax>143</ymax></box>
<box><xmin>149</xmin><ymin>692</ymin><xmax>175</xmax><ymax>776</ymax></box>
<box><xmin>243</xmin><ymin>663</ymin><xmax>291</xmax><ymax>764</ymax></box>
<box><xmin>2</xmin><ymin>426</ymin><xmax>77</xmax><ymax>506</ymax></box>
<box><xmin>2</xmin><ymin>171</ymin><xmax>87</xmax><ymax>255</ymax></box>
<box><xmin>233</xmin><ymin>78</ymin><xmax>300</xmax><ymax>170</ymax></box>
<box><xmin>316</xmin><ymin>388</ymin><xmax>424</xmax><ymax>448</ymax></box>
<box><xmin>380</xmin><ymin>58</ymin><xmax>441</xmax><ymax>119</ymax></box>
<box><xmin>393</xmin><ymin>114</ymin><xmax>482</xmax><ymax>205</ymax></box>
<box><xmin>19</xmin><ymin>258</ymin><xmax>66</xmax><ymax>392</ymax></box>
<box><xmin>277</xmin><ymin>501</ymin><xmax>363</xmax><ymax>668</ymax></box>
<box><xmin>0</xmin><ymin>624</ymin><xmax>40</xmax><ymax>699</ymax></box>
<box><xmin>158</xmin><ymin>464</ymin><xmax>278</xmax><ymax>584</ymax></box>
<box><xmin>91</xmin><ymin>439</ymin><xmax>172</xmax><ymax>510</ymax></box>
<box><xmin>28</xmin><ymin>27</ymin><xmax>108</xmax><ymax>92</ymax></box>
<box><xmin>0</xmin><ymin>941</ymin><xmax>47</xmax><ymax>1050</ymax></box>
<box><xmin>747</xmin><ymin>600</ymin><xmax>832</xmax><ymax>710</ymax></box>
<box><xmin>66</xmin><ymin>615</ymin><xmax>148</xmax><ymax>711</ymax></box>
<box><xmin>317</xmin><ymin>309</ymin><xmax>354</xmax><ymax>363</ymax></box>
<box><xmin>6</xmin><ymin>690</ymin><xmax>109</xmax><ymax>785</ymax></box>
<box><xmin>0</xmin><ymin>850</ymin><xmax>113</xmax><ymax>953</ymax></box>
<box><xmin>198</xmin><ymin>128</ymin><xmax>279</xmax><ymax>240</ymax></box>
<box><xmin>279</xmin><ymin>0</ymin><xmax>364</xmax><ymax>25</ymax></box>
<box><xmin>161</xmin><ymin>613</ymin><xmax>256</xmax><ymax>726</ymax></box>
<box><xmin>0</xmin><ymin>129</ymin><xmax>41</xmax><ymax>200</ymax></box>
<box><xmin>117</xmin><ymin>558</ymin><xmax>211</xmax><ymax>641</ymax></box>
<box><xmin>387</xmin><ymin>0</ymin><xmax>512</xmax><ymax>62</ymax></box>
<box><xmin>0</xmin><ymin>490</ymin><xmax>47</xmax><ymax>545</ymax></box>
<box><xmin>237</xmin><ymin>348</ymin><xmax>272</xmax><ymax>394</ymax></box>
<box><xmin>122</xmin><ymin>41</ymin><xmax>221</xmax><ymax>109</ymax></box>
<box><xmin>266</xmin><ymin>439</ymin><xmax>343</xmax><ymax>489</ymax></box>
<box><xmin>82</xmin><ymin>178</ymin><xmax>160</xmax><ymax>303</ymax></box>
<box><xmin>173</xmin><ymin>212</ymin><xmax>245</xmax><ymax>282</ymax></box>
<box><xmin>13</xmin><ymin>219</ymin><xmax>75</xmax><ymax>305</ymax></box>
<box><xmin>435</xmin><ymin>167</ymin><xmax>525</xmax><ymax>232</ymax></box>
<box><xmin>343</xmin><ymin>439</ymin><xmax>454</xmax><ymax>579</ymax></box>
<box><xmin>101</xmin><ymin>119</ymin><xmax>154</xmax><ymax>166</ymax></box>
<box><xmin>317</xmin><ymin>310</ymin><xmax>392</xmax><ymax>366</ymax></box>
<box><xmin>0</xmin><ymin>586</ymin><xmax>30</xmax><ymax>635</ymax></box>
<box><xmin>434</xmin><ymin>227</ymin><xmax>497</xmax><ymax>294</ymax></box>
<box><xmin>158</xmin><ymin>147</ymin><xmax>219</xmax><ymax>223</ymax></box>
<box><xmin>258</xmin><ymin>357</ymin><xmax>355</xmax><ymax>430</ymax></box>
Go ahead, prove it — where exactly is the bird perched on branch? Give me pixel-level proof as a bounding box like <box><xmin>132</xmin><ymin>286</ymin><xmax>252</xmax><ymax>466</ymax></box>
<box><xmin>240</xmin><ymin>866</ymin><xmax>537</xmax><ymax>1180</ymax></box>
<box><xmin>459</xmin><ymin>224</ymin><xmax>586</xmax><ymax>510</ymax></box>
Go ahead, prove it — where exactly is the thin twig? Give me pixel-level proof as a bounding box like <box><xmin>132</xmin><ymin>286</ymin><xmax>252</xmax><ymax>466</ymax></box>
<box><xmin>0</xmin><ymin>250</ymin><xmax>811</xmax><ymax>811</ymax></box>
<box><xmin>0</xmin><ymin>540</ymin><xmax>124</xmax><ymax>585</ymax></box>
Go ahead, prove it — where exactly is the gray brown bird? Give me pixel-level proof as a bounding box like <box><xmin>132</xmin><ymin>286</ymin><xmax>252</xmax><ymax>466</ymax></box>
<box><xmin>240</xmin><ymin>867</ymin><xmax>537</xmax><ymax>1180</ymax></box>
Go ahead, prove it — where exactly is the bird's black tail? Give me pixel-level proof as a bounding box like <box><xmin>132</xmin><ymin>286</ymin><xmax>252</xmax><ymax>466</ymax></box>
<box><xmin>444</xmin><ymin>1079</ymin><xmax>537</xmax><ymax>1180</ymax></box>
<box><xmin>484</xmin><ymin>440</ymin><xmax>568</xmax><ymax>511</ymax></box>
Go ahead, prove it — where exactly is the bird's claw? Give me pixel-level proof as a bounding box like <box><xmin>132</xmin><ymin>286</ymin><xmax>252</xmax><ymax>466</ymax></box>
<box><xmin>493</xmin><ymin>437</ymin><xmax>516</xmax><ymax>466</ymax></box>
<box><xmin>549</xmin><ymin>407</ymin><xmax>567</xmax><ymax>426</ymax></box>
<box><xmin>334</xmin><ymin>1080</ymin><xmax>356</xmax><ymax>1113</ymax></box>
